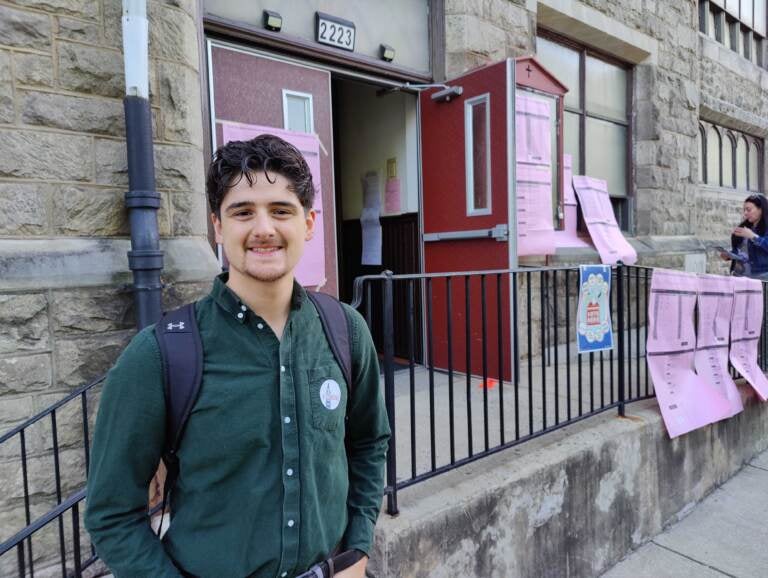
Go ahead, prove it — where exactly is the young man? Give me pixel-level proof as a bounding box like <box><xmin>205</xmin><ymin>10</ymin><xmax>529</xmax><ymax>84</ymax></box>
<box><xmin>85</xmin><ymin>135</ymin><xmax>390</xmax><ymax>577</ymax></box>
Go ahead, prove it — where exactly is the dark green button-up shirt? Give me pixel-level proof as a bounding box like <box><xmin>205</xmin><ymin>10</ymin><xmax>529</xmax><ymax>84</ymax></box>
<box><xmin>85</xmin><ymin>275</ymin><xmax>390</xmax><ymax>577</ymax></box>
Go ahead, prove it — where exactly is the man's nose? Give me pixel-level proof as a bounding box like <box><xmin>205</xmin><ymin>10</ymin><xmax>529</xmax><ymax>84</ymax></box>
<box><xmin>249</xmin><ymin>211</ymin><xmax>276</xmax><ymax>237</ymax></box>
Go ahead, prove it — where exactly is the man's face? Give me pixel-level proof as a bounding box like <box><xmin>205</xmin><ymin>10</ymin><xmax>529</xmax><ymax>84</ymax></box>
<box><xmin>212</xmin><ymin>172</ymin><xmax>315</xmax><ymax>285</ymax></box>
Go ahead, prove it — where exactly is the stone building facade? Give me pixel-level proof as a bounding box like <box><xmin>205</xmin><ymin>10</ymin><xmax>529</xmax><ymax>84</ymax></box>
<box><xmin>0</xmin><ymin>0</ymin><xmax>766</xmax><ymax>567</ymax></box>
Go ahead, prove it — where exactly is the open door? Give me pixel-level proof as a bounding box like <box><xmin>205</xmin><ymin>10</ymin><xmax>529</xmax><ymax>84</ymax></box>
<box><xmin>420</xmin><ymin>59</ymin><xmax>515</xmax><ymax>380</ymax></box>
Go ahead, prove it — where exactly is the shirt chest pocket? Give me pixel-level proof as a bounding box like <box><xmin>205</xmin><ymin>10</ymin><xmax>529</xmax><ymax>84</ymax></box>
<box><xmin>306</xmin><ymin>365</ymin><xmax>348</xmax><ymax>432</ymax></box>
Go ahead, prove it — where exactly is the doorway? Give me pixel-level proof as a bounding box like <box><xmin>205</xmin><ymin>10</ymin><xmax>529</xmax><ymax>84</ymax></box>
<box><xmin>331</xmin><ymin>77</ymin><xmax>422</xmax><ymax>360</ymax></box>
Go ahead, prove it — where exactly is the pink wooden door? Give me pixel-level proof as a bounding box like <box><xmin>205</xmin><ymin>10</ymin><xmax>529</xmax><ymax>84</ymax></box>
<box><xmin>209</xmin><ymin>44</ymin><xmax>337</xmax><ymax>294</ymax></box>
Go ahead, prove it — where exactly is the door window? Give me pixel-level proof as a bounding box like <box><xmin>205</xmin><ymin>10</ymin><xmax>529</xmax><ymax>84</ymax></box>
<box><xmin>465</xmin><ymin>94</ymin><xmax>492</xmax><ymax>216</ymax></box>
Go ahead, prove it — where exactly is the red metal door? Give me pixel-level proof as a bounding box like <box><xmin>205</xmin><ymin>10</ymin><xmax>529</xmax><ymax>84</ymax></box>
<box><xmin>420</xmin><ymin>59</ymin><xmax>514</xmax><ymax>380</ymax></box>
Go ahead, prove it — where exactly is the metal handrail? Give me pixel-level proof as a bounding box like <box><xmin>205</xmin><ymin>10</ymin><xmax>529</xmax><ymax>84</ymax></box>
<box><xmin>0</xmin><ymin>376</ymin><xmax>104</xmax><ymax>445</ymax></box>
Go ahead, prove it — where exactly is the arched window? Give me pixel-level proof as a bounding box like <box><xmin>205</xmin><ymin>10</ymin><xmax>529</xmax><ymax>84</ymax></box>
<box><xmin>748</xmin><ymin>139</ymin><xmax>760</xmax><ymax>192</ymax></box>
<box><xmin>706</xmin><ymin>125</ymin><xmax>721</xmax><ymax>186</ymax></box>
<box><xmin>697</xmin><ymin>126</ymin><xmax>705</xmax><ymax>184</ymax></box>
<box><xmin>736</xmin><ymin>136</ymin><xmax>748</xmax><ymax>190</ymax></box>
<box><xmin>722</xmin><ymin>132</ymin><xmax>735</xmax><ymax>188</ymax></box>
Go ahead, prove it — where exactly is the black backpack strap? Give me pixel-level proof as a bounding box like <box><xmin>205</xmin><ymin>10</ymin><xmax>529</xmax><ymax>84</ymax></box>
<box><xmin>155</xmin><ymin>302</ymin><xmax>204</xmax><ymax>453</ymax></box>
<box><xmin>306</xmin><ymin>292</ymin><xmax>353</xmax><ymax>392</ymax></box>
<box><xmin>153</xmin><ymin>302</ymin><xmax>203</xmax><ymax>533</ymax></box>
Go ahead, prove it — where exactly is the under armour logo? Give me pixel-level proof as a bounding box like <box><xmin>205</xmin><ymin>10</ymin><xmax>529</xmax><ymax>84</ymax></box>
<box><xmin>167</xmin><ymin>321</ymin><xmax>185</xmax><ymax>331</ymax></box>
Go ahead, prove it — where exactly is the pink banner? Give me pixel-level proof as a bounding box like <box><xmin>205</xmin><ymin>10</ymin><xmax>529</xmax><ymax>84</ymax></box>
<box><xmin>572</xmin><ymin>175</ymin><xmax>637</xmax><ymax>265</ymax></box>
<box><xmin>647</xmin><ymin>269</ymin><xmax>732</xmax><ymax>438</ymax></box>
<box><xmin>220</xmin><ymin>122</ymin><xmax>326</xmax><ymax>287</ymax></box>
<box><xmin>695</xmin><ymin>274</ymin><xmax>743</xmax><ymax>417</ymax></box>
<box><xmin>729</xmin><ymin>277</ymin><xmax>768</xmax><ymax>401</ymax></box>
<box><xmin>515</xmin><ymin>94</ymin><xmax>554</xmax><ymax>256</ymax></box>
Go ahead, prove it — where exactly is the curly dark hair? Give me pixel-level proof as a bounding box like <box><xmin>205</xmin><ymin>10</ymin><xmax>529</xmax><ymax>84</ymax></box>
<box><xmin>206</xmin><ymin>134</ymin><xmax>315</xmax><ymax>216</ymax></box>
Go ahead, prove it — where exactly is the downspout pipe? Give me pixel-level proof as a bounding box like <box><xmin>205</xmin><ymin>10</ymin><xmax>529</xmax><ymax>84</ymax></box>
<box><xmin>122</xmin><ymin>0</ymin><xmax>163</xmax><ymax>329</ymax></box>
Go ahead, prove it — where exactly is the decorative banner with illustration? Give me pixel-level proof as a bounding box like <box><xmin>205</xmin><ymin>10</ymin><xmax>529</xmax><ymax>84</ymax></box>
<box><xmin>576</xmin><ymin>265</ymin><xmax>614</xmax><ymax>353</ymax></box>
<box><xmin>646</xmin><ymin>269</ymin><xmax>732</xmax><ymax>438</ymax></box>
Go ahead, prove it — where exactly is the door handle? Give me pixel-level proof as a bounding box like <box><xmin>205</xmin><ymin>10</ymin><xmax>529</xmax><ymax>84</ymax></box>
<box><xmin>423</xmin><ymin>224</ymin><xmax>508</xmax><ymax>242</ymax></box>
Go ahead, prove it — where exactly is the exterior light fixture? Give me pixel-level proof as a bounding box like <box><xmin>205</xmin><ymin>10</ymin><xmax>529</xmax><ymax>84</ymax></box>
<box><xmin>263</xmin><ymin>10</ymin><xmax>282</xmax><ymax>32</ymax></box>
<box><xmin>380</xmin><ymin>44</ymin><xmax>395</xmax><ymax>62</ymax></box>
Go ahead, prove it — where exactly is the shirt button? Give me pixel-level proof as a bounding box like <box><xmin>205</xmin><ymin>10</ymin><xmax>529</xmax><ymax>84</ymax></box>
<box><xmin>286</xmin><ymin>468</ymin><xmax>294</xmax><ymax>476</ymax></box>
<box><xmin>240</xmin><ymin>304</ymin><xmax>247</xmax><ymax>311</ymax></box>
<box><xmin>281</xmin><ymin>573</ymin><xmax>287</xmax><ymax>577</ymax></box>
<box><xmin>280</xmin><ymin>365</ymin><xmax>286</xmax><ymax>373</ymax></box>
<box><xmin>257</xmin><ymin>322</ymin><xmax>264</xmax><ymax>329</ymax></box>
<box><xmin>237</xmin><ymin>312</ymin><xmax>244</xmax><ymax>319</ymax></box>
<box><xmin>287</xmin><ymin>519</ymin><xmax>295</xmax><ymax>527</ymax></box>
<box><xmin>284</xmin><ymin>416</ymin><xmax>291</xmax><ymax>424</ymax></box>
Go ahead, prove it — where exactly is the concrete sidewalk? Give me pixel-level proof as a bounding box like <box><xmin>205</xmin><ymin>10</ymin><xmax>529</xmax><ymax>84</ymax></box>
<box><xmin>603</xmin><ymin>449</ymin><xmax>768</xmax><ymax>578</ymax></box>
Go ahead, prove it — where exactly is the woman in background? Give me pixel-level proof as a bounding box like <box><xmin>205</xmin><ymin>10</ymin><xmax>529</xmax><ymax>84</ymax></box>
<box><xmin>721</xmin><ymin>194</ymin><xmax>768</xmax><ymax>280</ymax></box>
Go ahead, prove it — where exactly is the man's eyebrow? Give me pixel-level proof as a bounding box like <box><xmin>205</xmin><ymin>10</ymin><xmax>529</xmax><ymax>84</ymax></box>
<box><xmin>270</xmin><ymin>201</ymin><xmax>299</xmax><ymax>210</ymax></box>
<box><xmin>223</xmin><ymin>200</ymin><xmax>254</xmax><ymax>213</ymax></box>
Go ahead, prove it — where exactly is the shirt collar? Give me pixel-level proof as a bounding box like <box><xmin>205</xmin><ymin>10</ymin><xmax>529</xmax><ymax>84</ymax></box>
<box><xmin>210</xmin><ymin>272</ymin><xmax>306</xmax><ymax>323</ymax></box>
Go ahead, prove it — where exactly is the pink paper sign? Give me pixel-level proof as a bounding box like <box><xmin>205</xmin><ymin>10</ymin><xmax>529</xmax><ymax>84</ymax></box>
<box><xmin>729</xmin><ymin>277</ymin><xmax>768</xmax><ymax>401</ymax></box>
<box><xmin>572</xmin><ymin>176</ymin><xmax>637</xmax><ymax>265</ymax></box>
<box><xmin>554</xmin><ymin>154</ymin><xmax>589</xmax><ymax>249</ymax></box>
<box><xmin>515</xmin><ymin>93</ymin><xmax>555</xmax><ymax>257</ymax></box>
<box><xmin>646</xmin><ymin>269</ymin><xmax>733</xmax><ymax>438</ymax></box>
<box><xmin>517</xmin><ymin>163</ymin><xmax>556</xmax><ymax>255</ymax></box>
<box><xmin>220</xmin><ymin>122</ymin><xmax>326</xmax><ymax>287</ymax></box>
<box><xmin>515</xmin><ymin>94</ymin><xmax>551</xmax><ymax>165</ymax></box>
<box><xmin>695</xmin><ymin>274</ymin><xmax>743</xmax><ymax>417</ymax></box>
<box><xmin>384</xmin><ymin>177</ymin><xmax>401</xmax><ymax>214</ymax></box>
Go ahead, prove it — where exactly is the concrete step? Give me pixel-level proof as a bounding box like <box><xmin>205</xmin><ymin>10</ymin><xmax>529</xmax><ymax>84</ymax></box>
<box><xmin>602</xmin><ymin>449</ymin><xmax>768</xmax><ymax>577</ymax></box>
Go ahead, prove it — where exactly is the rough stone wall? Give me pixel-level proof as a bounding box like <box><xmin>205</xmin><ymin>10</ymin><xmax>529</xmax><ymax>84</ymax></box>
<box><xmin>444</xmin><ymin>0</ymin><xmax>767</xmax><ymax>259</ymax></box>
<box><xmin>0</xmin><ymin>0</ymin><xmax>217</xmax><ymax>567</ymax></box>
<box><xmin>445</xmin><ymin>0</ymin><xmax>534</xmax><ymax>78</ymax></box>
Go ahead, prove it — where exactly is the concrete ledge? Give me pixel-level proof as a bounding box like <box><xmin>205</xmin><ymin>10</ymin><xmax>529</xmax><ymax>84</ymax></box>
<box><xmin>369</xmin><ymin>386</ymin><xmax>768</xmax><ymax>577</ymax></box>
<box><xmin>0</xmin><ymin>237</ymin><xmax>220</xmax><ymax>291</ymax></box>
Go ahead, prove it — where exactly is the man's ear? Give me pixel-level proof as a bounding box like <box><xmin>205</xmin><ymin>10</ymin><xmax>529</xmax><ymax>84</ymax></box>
<box><xmin>211</xmin><ymin>212</ymin><xmax>223</xmax><ymax>244</ymax></box>
<box><xmin>305</xmin><ymin>208</ymin><xmax>317</xmax><ymax>241</ymax></box>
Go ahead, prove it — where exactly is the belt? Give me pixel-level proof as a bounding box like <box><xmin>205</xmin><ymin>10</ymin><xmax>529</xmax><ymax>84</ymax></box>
<box><xmin>294</xmin><ymin>550</ymin><xmax>364</xmax><ymax>578</ymax></box>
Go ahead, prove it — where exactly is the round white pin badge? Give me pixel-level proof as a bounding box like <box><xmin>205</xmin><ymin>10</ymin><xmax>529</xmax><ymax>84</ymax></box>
<box><xmin>319</xmin><ymin>379</ymin><xmax>341</xmax><ymax>410</ymax></box>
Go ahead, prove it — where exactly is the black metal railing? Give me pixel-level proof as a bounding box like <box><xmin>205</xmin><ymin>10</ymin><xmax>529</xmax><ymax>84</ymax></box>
<box><xmin>3</xmin><ymin>264</ymin><xmax>768</xmax><ymax>575</ymax></box>
<box><xmin>0</xmin><ymin>377</ymin><xmax>103</xmax><ymax>577</ymax></box>
<box><xmin>352</xmin><ymin>264</ymin><xmax>768</xmax><ymax>516</ymax></box>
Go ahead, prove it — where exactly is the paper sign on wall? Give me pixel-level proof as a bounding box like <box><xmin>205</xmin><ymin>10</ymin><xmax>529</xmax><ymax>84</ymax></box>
<box><xmin>515</xmin><ymin>94</ymin><xmax>555</xmax><ymax>256</ymax></box>
<box><xmin>695</xmin><ymin>274</ymin><xmax>743</xmax><ymax>417</ymax></box>
<box><xmin>646</xmin><ymin>269</ymin><xmax>732</xmax><ymax>438</ymax></box>
<box><xmin>572</xmin><ymin>175</ymin><xmax>637</xmax><ymax>265</ymax></box>
<box><xmin>729</xmin><ymin>276</ymin><xmax>768</xmax><ymax>400</ymax></box>
<box><xmin>221</xmin><ymin>122</ymin><xmax>326</xmax><ymax>287</ymax></box>
<box><xmin>361</xmin><ymin>171</ymin><xmax>382</xmax><ymax>266</ymax></box>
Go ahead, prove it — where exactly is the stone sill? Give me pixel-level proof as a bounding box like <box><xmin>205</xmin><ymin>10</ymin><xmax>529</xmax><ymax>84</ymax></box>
<box><xmin>0</xmin><ymin>237</ymin><xmax>220</xmax><ymax>291</ymax></box>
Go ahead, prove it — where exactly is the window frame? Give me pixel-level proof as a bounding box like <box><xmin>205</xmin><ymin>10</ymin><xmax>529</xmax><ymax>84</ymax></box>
<box><xmin>281</xmin><ymin>89</ymin><xmax>315</xmax><ymax>134</ymax></box>
<box><xmin>537</xmin><ymin>28</ymin><xmax>634</xmax><ymax>231</ymax></box>
<box><xmin>700</xmin><ymin>121</ymin><xmax>764</xmax><ymax>193</ymax></box>
<box><xmin>699</xmin><ymin>0</ymin><xmax>768</xmax><ymax>68</ymax></box>
<box><xmin>464</xmin><ymin>93</ymin><xmax>492</xmax><ymax>217</ymax></box>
